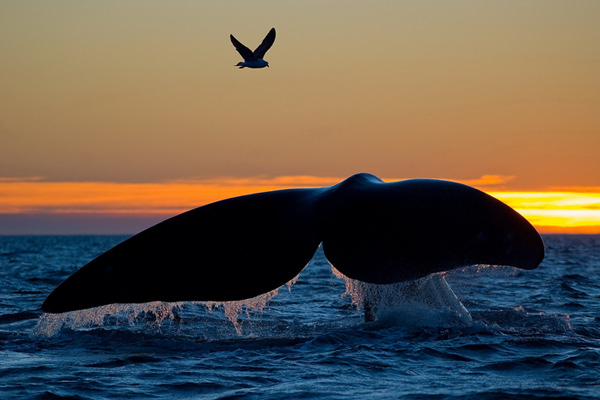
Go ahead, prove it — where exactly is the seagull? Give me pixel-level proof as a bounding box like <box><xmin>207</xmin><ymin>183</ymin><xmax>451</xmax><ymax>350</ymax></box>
<box><xmin>230</xmin><ymin>28</ymin><xmax>276</xmax><ymax>69</ymax></box>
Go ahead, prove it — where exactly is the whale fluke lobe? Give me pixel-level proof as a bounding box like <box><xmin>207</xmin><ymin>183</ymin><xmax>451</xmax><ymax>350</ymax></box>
<box><xmin>41</xmin><ymin>173</ymin><xmax>544</xmax><ymax>314</ymax></box>
<box><xmin>322</xmin><ymin>176</ymin><xmax>544</xmax><ymax>284</ymax></box>
<box><xmin>42</xmin><ymin>189</ymin><xmax>324</xmax><ymax>313</ymax></box>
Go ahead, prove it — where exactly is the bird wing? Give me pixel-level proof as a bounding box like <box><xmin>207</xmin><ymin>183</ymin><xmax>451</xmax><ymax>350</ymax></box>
<box><xmin>230</xmin><ymin>34</ymin><xmax>256</xmax><ymax>61</ymax></box>
<box><xmin>253</xmin><ymin>28</ymin><xmax>276</xmax><ymax>59</ymax></box>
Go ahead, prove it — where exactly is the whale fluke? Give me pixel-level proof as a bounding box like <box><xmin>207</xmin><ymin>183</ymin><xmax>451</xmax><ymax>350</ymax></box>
<box><xmin>41</xmin><ymin>173</ymin><xmax>544</xmax><ymax>313</ymax></box>
<box><xmin>322</xmin><ymin>174</ymin><xmax>543</xmax><ymax>283</ymax></box>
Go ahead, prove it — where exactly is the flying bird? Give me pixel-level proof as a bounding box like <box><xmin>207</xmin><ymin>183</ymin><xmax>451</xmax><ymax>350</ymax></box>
<box><xmin>230</xmin><ymin>28</ymin><xmax>276</xmax><ymax>69</ymax></box>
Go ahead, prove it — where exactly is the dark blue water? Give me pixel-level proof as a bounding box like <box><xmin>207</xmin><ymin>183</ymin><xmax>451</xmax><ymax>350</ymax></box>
<box><xmin>1</xmin><ymin>235</ymin><xmax>599</xmax><ymax>399</ymax></box>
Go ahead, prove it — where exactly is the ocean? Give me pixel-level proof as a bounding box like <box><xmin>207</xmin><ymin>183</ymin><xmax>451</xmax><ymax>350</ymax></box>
<box><xmin>1</xmin><ymin>234</ymin><xmax>599</xmax><ymax>399</ymax></box>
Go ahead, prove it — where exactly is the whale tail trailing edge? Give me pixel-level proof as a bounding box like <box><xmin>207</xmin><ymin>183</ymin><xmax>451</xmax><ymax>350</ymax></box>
<box><xmin>41</xmin><ymin>173</ymin><xmax>545</xmax><ymax>314</ymax></box>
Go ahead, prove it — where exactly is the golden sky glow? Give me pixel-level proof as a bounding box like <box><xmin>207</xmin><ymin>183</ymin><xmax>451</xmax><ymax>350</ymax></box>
<box><xmin>1</xmin><ymin>1</ymin><xmax>599</xmax><ymax>234</ymax></box>
<box><xmin>1</xmin><ymin>177</ymin><xmax>599</xmax><ymax>234</ymax></box>
<box><xmin>490</xmin><ymin>192</ymin><xmax>600</xmax><ymax>233</ymax></box>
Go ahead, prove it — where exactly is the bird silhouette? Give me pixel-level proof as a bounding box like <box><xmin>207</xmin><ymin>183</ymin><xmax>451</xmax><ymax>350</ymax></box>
<box><xmin>230</xmin><ymin>28</ymin><xmax>276</xmax><ymax>69</ymax></box>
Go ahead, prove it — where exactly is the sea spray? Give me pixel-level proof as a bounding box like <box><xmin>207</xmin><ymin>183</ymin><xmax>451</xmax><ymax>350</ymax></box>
<box><xmin>34</xmin><ymin>274</ymin><xmax>301</xmax><ymax>337</ymax></box>
<box><xmin>331</xmin><ymin>265</ymin><xmax>472</xmax><ymax>326</ymax></box>
<box><xmin>33</xmin><ymin>301</ymin><xmax>186</xmax><ymax>337</ymax></box>
<box><xmin>205</xmin><ymin>287</ymin><xmax>281</xmax><ymax>335</ymax></box>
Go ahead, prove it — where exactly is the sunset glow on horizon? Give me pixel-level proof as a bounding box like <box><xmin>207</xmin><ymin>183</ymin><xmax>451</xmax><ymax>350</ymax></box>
<box><xmin>1</xmin><ymin>177</ymin><xmax>599</xmax><ymax>234</ymax></box>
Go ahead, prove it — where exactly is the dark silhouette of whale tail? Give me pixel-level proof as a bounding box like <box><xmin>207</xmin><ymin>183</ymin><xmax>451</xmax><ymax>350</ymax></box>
<box><xmin>42</xmin><ymin>173</ymin><xmax>544</xmax><ymax>314</ymax></box>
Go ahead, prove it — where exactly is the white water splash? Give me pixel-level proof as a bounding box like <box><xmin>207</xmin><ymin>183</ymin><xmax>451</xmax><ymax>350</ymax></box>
<box><xmin>34</xmin><ymin>275</ymin><xmax>300</xmax><ymax>337</ymax></box>
<box><xmin>331</xmin><ymin>266</ymin><xmax>472</xmax><ymax>326</ymax></box>
<box><xmin>205</xmin><ymin>287</ymin><xmax>281</xmax><ymax>335</ymax></box>
<box><xmin>33</xmin><ymin>301</ymin><xmax>186</xmax><ymax>337</ymax></box>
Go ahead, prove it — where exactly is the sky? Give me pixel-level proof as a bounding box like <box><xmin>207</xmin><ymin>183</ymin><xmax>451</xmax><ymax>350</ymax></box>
<box><xmin>1</xmin><ymin>1</ymin><xmax>599</xmax><ymax>234</ymax></box>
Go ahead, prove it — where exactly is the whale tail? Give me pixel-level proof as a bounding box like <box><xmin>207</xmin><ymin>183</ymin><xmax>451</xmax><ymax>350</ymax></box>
<box><xmin>41</xmin><ymin>173</ymin><xmax>544</xmax><ymax>314</ymax></box>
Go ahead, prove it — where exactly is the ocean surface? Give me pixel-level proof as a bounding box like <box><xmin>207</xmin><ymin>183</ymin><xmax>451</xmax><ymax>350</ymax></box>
<box><xmin>1</xmin><ymin>234</ymin><xmax>599</xmax><ymax>399</ymax></box>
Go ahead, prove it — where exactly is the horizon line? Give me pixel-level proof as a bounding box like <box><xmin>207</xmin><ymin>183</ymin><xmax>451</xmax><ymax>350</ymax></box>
<box><xmin>1</xmin><ymin>175</ymin><xmax>599</xmax><ymax>234</ymax></box>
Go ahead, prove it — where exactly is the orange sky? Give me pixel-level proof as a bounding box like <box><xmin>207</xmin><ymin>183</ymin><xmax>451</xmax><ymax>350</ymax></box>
<box><xmin>1</xmin><ymin>176</ymin><xmax>599</xmax><ymax>234</ymax></box>
<box><xmin>1</xmin><ymin>2</ymin><xmax>599</xmax><ymax>234</ymax></box>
